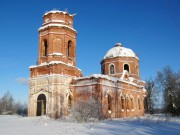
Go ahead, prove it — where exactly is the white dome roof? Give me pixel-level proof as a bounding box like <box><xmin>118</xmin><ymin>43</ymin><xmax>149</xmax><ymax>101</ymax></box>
<box><xmin>103</xmin><ymin>43</ymin><xmax>139</xmax><ymax>60</ymax></box>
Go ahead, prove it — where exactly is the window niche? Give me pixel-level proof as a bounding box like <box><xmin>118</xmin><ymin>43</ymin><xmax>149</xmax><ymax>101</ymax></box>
<box><xmin>107</xmin><ymin>94</ymin><xmax>112</xmax><ymax>112</ymax></box>
<box><xmin>126</xmin><ymin>96</ymin><xmax>130</xmax><ymax>111</ymax></box>
<box><xmin>109</xmin><ymin>64</ymin><xmax>115</xmax><ymax>74</ymax></box>
<box><xmin>68</xmin><ymin>95</ymin><xmax>72</xmax><ymax>109</ymax></box>
<box><xmin>121</xmin><ymin>95</ymin><xmax>125</xmax><ymax>111</ymax></box>
<box><xmin>130</xmin><ymin>97</ymin><xmax>134</xmax><ymax>111</ymax></box>
<box><xmin>138</xmin><ymin>98</ymin><xmax>141</xmax><ymax>110</ymax></box>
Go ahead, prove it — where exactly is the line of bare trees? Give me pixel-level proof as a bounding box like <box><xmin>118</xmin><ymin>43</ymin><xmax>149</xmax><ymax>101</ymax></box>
<box><xmin>146</xmin><ymin>66</ymin><xmax>180</xmax><ymax>116</ymax></box>
<box><xmin>0</xmin><ymin>91</ymin><xmax>27</xmax><ymax>116</ymax></box>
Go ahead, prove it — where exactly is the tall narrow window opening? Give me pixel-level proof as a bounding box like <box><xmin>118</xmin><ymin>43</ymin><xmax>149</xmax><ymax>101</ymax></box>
<box><xmin>107</xmin><ymin>94</ymin><xmax>112</xmax><ymax>111</ymax></box>
<box><xmin>121</xmin><ymin>95</ymin><xmax>125</xmax><ymax>110</ymax></box>
<box><xmin>126</xmin><ymin>96</ymin><xmax>130</xmax><ymax>110</ymax></box>
<box><xmin>110</xmin><ymin>64</ymin><xmax>115</xmax><ymax>74</ymax></box>
<box><xmin>124</xmin><ymin>64</ymin><xmax>129</xmax><ymax>72</ymax></box>
<box><xmin>67</xmin><ymin>40</ymin><xmax>72</xmax><ymax>57</ymax></box>
<box><xmin>144</xmin><ymin>97</ymin><xmax>148</xmax><ymax>113</ymax></box>
<box><xmin>136</xmin><ymin>65</ymin><xmax>139</xmax><ymax>76</ymax></box>
<box><xmin>68</xmin><ymin>96</ymin><xmax>72</xmax><ymax>109</ymax></box>
<box><xmin>131</xmin><ymin>97</ymin><xmax>134</xmax><ymax>110</ymax></box>
<box><xmin>44</xmin><ymin>40</ymin><xmax>48</xmax><ymax>56</ymax></box>
<box><xmin>138</xmin><ymin>98</ymin><xmax>141</xmax><ymax>110</ymax></box>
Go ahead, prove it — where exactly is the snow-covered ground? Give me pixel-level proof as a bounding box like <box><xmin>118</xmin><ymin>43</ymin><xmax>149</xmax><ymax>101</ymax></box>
<box><xmin>0</xmin><ymin>115</ymin><xmax>180</xmax><ymax>135</ymax></box>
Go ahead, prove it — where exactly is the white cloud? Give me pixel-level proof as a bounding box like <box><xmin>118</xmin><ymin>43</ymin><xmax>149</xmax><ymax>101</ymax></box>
<box><xmin>16</xmin><ymin>77</ymin><xmax>29</xmax><ymax>85</ymax></box>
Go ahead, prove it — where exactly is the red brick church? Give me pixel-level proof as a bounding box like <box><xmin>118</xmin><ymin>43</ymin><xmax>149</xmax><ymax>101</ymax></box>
<box><xmin>28</xmin><ymin>10</ymin><xmax>147</xmax><ymax>118</ymax></box>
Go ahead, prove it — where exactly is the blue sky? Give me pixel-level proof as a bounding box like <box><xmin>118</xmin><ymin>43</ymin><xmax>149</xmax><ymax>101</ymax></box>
<box><xmin>0</xmin><ymin>0</ymin><xmax>180</xmax><ymax>102</ymax></box>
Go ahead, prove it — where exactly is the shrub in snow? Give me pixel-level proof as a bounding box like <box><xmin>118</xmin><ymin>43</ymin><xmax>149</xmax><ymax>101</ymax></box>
<box><xmin>14</xmin><ymin>102</ymin><xmax>28</xmax><ymax>117</ymax></box>
<box><xmin>71</xmin><ymin>97</ymin><xmax>102</xmax><ymax>122</ymax></box>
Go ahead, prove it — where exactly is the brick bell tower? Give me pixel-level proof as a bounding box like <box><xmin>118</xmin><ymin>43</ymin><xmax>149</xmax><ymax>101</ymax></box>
<box><xmin>28</xmin><ymin>10</ymin><xmax>82</xmax><ymax>117</ymax></box>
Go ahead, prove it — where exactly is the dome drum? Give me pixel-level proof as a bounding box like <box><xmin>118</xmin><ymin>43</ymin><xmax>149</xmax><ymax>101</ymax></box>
<box><xmin>101</xmin><ymin>43</ymin><xmax>140</xmax><ymax>79</ymax></box>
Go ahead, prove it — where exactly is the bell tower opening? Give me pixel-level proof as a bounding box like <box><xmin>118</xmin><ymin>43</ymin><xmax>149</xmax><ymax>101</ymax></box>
<box><xmin>67</xmin><ymin>40</ymin><xmax>73</xmax><ymax>57</ymax></box>
<box><xmin>43</xmin><ymin>39</ymin><xmax>48</xmax><ymax>57</ymax></box>
<box><xmin>36</xmin><ymin>94</ymin><xmax>46</xmax><ymax>116</ymax></box>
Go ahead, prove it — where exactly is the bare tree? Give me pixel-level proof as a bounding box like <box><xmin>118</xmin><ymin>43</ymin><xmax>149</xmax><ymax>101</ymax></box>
<box><xmin>14</xmin><ymin>101</ymin><xmax>28</xmax><ymax>116</ymax></box>
<box><xmin>0</xmin><ymin>91</ymin><xmax>14</xmax><ymax>115</ymax></box>
<box><xmin>156</xmin><ymin>66</ymin><xmax>179</xmax><ymax>116</ymax></box>
<box><xmin>0</xmin><ymin>91</ymin><xmax>27</xmax><ymax>116</ymax></box>
<box><xmin>146</xmin><ymin>78</ymin><xmax>155</xmax><ymax>114</ymax></box>
<box><xmin>175</xmin><ymin>71</ymin><xmax>180</xmax><ymax>114</ymax></box>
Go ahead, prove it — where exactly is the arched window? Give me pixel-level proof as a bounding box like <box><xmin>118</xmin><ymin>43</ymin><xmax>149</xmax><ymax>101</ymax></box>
<box><xmin>143</xmin><ymin>97</ymin><xmax>148</xmax><ymax>113</ymax></box>
<box><xmin>107</xmin><ymin>94</ymin><xmax>112</xmax><ymax>111</ymax></box>
<box><xmin>109</xmin><ymin>64</ymin><xmax>115</xmax><ymax>74</ymax></box>
<box><xmin>138</xmin><ymin>98</ymin><xmax>141</xmax><ymax>110</ymax></box>
<box><xmin>121</xmin><ymin>95</ymin><xmax>125</xmax><ymax>110</ymax></box>
<box><xmin>43</xmin><ymin>39</ymin><xmax>48</xmax><ymax>56</ymax></box>
<box><xmin>68</xmin><ymin>95</ymin><xmax>72</xmax><ymax>109</ymax></box>
<box><xmin>67</xmin><ymin>40</ymin><xmax>72</xmax><ymax>57</ymax></box>
<box><xmin>126</xmin><ymin>96</ymin><xmax>130</xmax><ymax>110</ymax></box>
<box><xmin>131</xmin><ymin>97</ymin><xmax>134</xmax><ymax>110</ymax></box>
<box><xmin>124</xmin><ymin>64</ymin><xmax>129</xmax><ymax>72</ymax></box>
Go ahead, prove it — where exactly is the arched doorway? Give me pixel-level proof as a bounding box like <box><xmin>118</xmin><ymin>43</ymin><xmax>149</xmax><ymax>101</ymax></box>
<box><xmin>36</xmin><ymin>94</ymin><xmax>46</xmax><ymax>116</ymax></box>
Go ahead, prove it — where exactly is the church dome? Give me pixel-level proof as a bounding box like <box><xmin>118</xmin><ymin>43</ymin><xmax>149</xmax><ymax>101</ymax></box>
<box><xmin>103</xmin><ymin>43</ymin><xmax>139</xmax><ymax>60</ymax></box>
